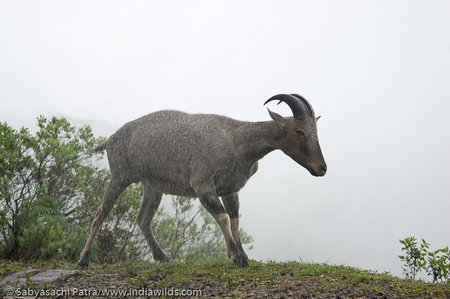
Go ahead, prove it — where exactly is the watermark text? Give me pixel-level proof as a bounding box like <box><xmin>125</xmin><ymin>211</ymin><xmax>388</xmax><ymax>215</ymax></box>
<box><xmin>1</xmin><ymin>287</ymin><xmax>202</xmax><ymax>297</ymax></box>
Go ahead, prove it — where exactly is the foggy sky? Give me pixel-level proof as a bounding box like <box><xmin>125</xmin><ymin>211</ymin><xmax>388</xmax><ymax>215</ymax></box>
<box><xmin>1</xmin><ymin>0</ymin><xmax>449</xmax><ymax>277</ymax></box>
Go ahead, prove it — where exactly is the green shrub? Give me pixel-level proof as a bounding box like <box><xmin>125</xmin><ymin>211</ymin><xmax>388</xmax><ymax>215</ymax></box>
<box><xmin>399</xmin><ymin>237</ymin><xmax>449</xmax><ymax>283</ymax></box>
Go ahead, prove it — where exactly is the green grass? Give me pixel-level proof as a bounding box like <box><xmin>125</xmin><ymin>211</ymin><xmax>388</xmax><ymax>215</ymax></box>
<box><xmin>1</xmin><ymin>259</ymin><xmax>449</xmax><ymax>298</ymax></box>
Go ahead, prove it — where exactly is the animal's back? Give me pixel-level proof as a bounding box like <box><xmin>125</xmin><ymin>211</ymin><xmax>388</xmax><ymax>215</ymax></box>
<box><xmin>106</xmin><ymin>110</ymin><xmax>244</xmax><ymax>194</ymax></box>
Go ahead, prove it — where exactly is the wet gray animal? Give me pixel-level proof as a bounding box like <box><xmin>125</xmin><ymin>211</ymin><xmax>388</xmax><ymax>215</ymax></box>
<box><xmin>78</xmin><ymin>93</ymin><xmax>327</xmax><ymax>267</ymax></box>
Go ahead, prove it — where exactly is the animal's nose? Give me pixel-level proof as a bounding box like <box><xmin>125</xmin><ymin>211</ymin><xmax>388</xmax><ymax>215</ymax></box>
<box><xmin>310</xmin><ymin>163</ymin><xmax>327</xmax><ymax>177</ymax></box>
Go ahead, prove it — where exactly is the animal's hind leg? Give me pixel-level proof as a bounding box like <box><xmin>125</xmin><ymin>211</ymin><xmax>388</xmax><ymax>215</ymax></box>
<box><xmin>78</xmin><ymin>176</ymin><xmax>130</xmax><ymax>268</ymax></box>
<box><xmin>137</xmin><ymin>182</ymin><xmax>167</xmax><ymax>261</ymax></box>
<box><xmin>222</xmin><ymin>193</ymin><xmax>248</xmax><ymax>260</ymax></box>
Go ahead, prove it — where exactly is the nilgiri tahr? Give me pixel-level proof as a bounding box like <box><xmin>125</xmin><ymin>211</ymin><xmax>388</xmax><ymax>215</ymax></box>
<box><xmin>78</xmin><ymin>93</ymin><xmax>327</xmax><ymax>267</ymax></box>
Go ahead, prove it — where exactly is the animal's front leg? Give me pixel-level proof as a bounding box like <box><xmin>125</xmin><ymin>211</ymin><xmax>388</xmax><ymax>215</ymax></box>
<box><xmin>193</xmin><ymin>181</ymin><xmax>249</xmax><ymax>267</ymax></box>
<box><xmin>200</xmin><ymin>194</ymin><xmax>249</xmax><ymax>267</ymax></box>
<box><xmin>222</xmin><ymin>193</ymin><xmax>248</xmax><ymax>260</ymax></box>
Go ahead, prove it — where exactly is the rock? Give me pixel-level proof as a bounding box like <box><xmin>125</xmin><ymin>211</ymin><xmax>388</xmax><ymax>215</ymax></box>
<box><xmin>0</xmin><ymin>269</ymin><xmax>75</xmax><ymax>288</ymax></box>
<box><xmin>0</xmin><ymin>269</ymin><xmax>39</xmax><ymax>287</ymax></box>
<box><xmin>29</xmin><ymin>269</ymin><xmax>76</xmax><ymax>284</ymax></box>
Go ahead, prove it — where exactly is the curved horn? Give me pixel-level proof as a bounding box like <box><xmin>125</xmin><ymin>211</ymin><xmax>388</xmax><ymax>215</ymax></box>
<box><xmin>263</xmin><ymin>94</ymin><xmax>307</xmax><ymax>119</ymax></box>
<box><xmin>290</xmin><ymin>93</ymin><xmax>315</xmax><ymax>118</ymax></box>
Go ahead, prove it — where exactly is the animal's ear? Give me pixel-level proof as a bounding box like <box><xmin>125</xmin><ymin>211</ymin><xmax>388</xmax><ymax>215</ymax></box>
<box><xmin>267</xmin><ymin>109</ymin><xmax>286</xmax><ymax>126</ymax></box>
<box><xmin>316</xmin><ymin>115</ymin><xmax>321</xmax><ymax>122</ymax></box>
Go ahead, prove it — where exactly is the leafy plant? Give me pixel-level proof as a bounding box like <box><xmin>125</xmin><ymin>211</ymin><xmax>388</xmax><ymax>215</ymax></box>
<box><xmin>399</xmin><ymin>237</ymin><xmax>449</xmax><ymax>283</ymax></box>
<box><xmin>398</xmin><ymin>237</ymin><xmax>429</xmax><ymax>280</ymax></box>
<box><xmin>426</xmin><ymin>247</ymin><xmax>449</xmax><ymax>283</ymax></box>
<box><xmin>0</xmin><ymin>117</ymin><xmax>104</xmax><ymax>259</ymax></box>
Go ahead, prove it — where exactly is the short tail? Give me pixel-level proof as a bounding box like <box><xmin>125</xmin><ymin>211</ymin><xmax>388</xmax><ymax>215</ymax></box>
<box><xmin>91</xmin><ymin>140</ymin><xmax>108</xmax><ymax>153</ymax></box>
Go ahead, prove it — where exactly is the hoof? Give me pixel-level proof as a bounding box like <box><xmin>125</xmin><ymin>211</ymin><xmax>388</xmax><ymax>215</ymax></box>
<box><xmin>77</xmin><ymin>258</ymin><xmax>90</xmax><ymax>269</ymax></box>
<box><xmin>153</xmin><ymin>251</ymin><xmax>169</xmax><ymax>262</ymax></box>
<box><xmin>77</xmin><ymin>250</ymin><xmax>91</xmax><ymax>269</ymax></box>
<box><xmin>232</xmin><ymin>253</ymin><xmax>249</xmax><ymax>267</ymax></box>
<box><xmin>241</xmin><ymin>251</ymin><xmax>249</xmax><ymax>261</ymax></box>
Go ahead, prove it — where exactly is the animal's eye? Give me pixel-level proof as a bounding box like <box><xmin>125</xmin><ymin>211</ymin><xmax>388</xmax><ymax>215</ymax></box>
<box><xmin>295</xmin><ymin>129</ymin><xmax>306</xmax><ymax>138</ymax></box>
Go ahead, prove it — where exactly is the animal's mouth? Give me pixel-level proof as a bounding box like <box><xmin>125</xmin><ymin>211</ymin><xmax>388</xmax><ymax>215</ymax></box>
<box><xmin>308</xmin><ymin>163</ymin><xmax>327</xmax><ymax>177</ymax></box>
<box><xmin>310</xmin><ymin>170</ymin><xmax>325</xmax><ymax>177</ymax></box>
<box><xmin>292</xmin><ymin>157</ymin><xmax>327</xmax><ymax>177</ymax></box>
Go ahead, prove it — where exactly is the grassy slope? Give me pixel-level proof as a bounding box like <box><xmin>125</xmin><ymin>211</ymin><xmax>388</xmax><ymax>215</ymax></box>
<box><xmin>1</xmin><ymin>259</ymin><xmax>449</xmax><ymax>298</ymax></box>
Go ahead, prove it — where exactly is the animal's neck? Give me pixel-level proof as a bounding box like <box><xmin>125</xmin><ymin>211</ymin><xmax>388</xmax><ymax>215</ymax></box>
<box><xmin>235</xmin><ymin>121</ymin><xmax>283</xmax><ymax>164</ymax></box>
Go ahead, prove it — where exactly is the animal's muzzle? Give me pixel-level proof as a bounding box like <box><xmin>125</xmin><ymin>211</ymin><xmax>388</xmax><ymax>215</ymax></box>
<box><xmin>310</xmin><ymin>163</ymin><xmax>327</xmax><ymax>177</ymax></box>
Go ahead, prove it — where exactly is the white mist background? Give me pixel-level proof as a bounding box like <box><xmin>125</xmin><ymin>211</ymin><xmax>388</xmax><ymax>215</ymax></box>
<box><xmin>1</xmin><ymin>1</ymin><xmax>449</xmax><ymax>277</ymax></box>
